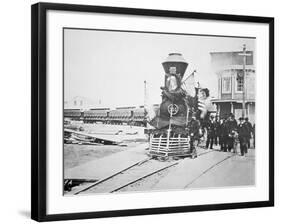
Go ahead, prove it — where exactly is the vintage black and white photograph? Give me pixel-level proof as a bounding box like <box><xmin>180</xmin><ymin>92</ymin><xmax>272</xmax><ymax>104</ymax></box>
<box><xmin>63</xmin><ymin>28</ymin><xmax>256</xmax><ymax>195</ymax></box>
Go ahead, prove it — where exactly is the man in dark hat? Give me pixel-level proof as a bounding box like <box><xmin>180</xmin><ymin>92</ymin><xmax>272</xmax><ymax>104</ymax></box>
<box><xmin>244</xmin><ymin>117</ymin><xmax>253</xmax><ymax>148</ymax></box>
<box><xmin>206</xmin><ymin>115</ymin><xmax>216</xmax><ymax>149</ymax></box>
<box><xmin>253</xmin><ymin>123</ymin><xmax>255</xmax><ymax>148</ymax></box>
<box><xmin>237</xmin><ymin>117</ymin><xmax>248</xmax><ymax>156</ymax></box>
<box><xmin>225</xmin><ymin>113</ymin><xmax>237</xmax><ymax>152</ymax></box>
<box><xmin>214</xmin><ymin>115</ymin><xmax>220</xmax><ymax>146</ymax></box>
<box><xmin>188</xmin><ymin>113</ymin><xmax>200</xmax><ymax>153</ymax></box>
<box><xmin>217</xmin><ymin>117</ymin><xmax>228</xmax><ymax>152</ymax></box>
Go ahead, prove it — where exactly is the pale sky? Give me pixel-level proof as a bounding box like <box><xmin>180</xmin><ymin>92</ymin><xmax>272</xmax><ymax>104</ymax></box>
<box><xmin>64</xmin><ymin>29</ymin><xmax>255</xmax><ymax>108</ymax></box>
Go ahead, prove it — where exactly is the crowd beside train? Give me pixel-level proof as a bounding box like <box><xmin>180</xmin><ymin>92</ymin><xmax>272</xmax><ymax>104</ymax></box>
<box><xmin>188</xmin><ymin>113</ymin><xmax>255</xmax><ymax>156</ymax></box>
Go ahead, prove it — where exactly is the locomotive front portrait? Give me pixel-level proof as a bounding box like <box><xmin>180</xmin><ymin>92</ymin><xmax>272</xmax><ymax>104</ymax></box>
<box><xmin>63</xmin><ymin>28</ymin><xmax>256</xmax><ymax>195</ymax></box>
<box><xmin>146</xmin><ymin>53</ymin><xmax>215</xmax><ymax>159</ymax></box>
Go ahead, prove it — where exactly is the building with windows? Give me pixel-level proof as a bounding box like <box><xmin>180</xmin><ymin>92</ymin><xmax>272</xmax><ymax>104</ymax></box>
<box><xmin>210</xmin><ymin>50</ymin><xmax>255</xmax><ymax>122</ymax></box>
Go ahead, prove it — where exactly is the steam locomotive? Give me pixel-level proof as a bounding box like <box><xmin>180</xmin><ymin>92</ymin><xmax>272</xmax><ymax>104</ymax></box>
<box><xmin>146</xmin><ymin>53</ymin><xmax>201</xmax><ymax>159</ymax></box>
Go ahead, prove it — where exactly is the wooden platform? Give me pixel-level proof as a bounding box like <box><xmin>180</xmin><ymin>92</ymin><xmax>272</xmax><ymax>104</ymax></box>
<box><xmin>64</xmin><ymin>143</ymin><xmax>149</xmax><ymax>181</ymax></box>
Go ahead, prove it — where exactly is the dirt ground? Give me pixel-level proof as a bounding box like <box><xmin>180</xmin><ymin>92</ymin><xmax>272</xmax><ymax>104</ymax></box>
<box><xmin>64</xmin><ymin>123</ymin><xmax>255</xmax><ymax>194</ymax></box>
<box><xmin>64</xmin><ymin>123</ymin><xmax>147</xmax><ymax>170</ymax></box>
<box><xmin>64</xmin><ymin>144</ymin><xmax>125</xmax><ymax>169</ymax></box>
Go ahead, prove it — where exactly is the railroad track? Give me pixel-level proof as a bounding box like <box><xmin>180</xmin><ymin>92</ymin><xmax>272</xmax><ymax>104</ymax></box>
<box><xmin>71</xmin><ymin>149</ymin><xmax>218</xmax><ymax>195</ymax></box>
<box><xmin>183</xmin><ymin>153</ymin><xmax>235</xmax><ymax>188</ymax></box>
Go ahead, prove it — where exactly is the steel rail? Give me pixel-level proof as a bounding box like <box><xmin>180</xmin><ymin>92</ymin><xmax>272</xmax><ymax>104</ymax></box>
<box><xmin>110</xmin><ymin>149</ymin><xmax>217</xmax><ymax>193</ymax></box>
<box><xmin>110</xmin><ymin>162</ymin><xmax>179</xmax><ymax>193</ymax></box>
<box><xmin>74</xmin><ymin>157</ymin><xmax>152</xmax><ymax>195</ymax></box>
<box><xmin>183</xmin><ymin>154</ymin><xmax>236</xmax><ymax>188</ymax></box>
<box><xmin>74</xmin><ymin>149</ymin><xmax>217</xmax><ymax>195</ymax></box>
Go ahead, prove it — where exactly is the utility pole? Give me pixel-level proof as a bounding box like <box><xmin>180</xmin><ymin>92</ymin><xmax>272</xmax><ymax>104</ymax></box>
<box><xmin>144</xmin><ymin>80</ymin><xmax>148</xmax><ymax>127</ymax></box>
<box><xmin>239</xmin><ymin>44</ymin><xmax>251</xmax><ymax>118</ymax></box>
<box><xmin>144</xmin><ymin>80</ymin><xmax>147</xmax><ymax>107</ymax></box>
<box><xmin>242</xmin><ymin>44</ymin><xmax>246</xmax><ymax>118</ymax></box>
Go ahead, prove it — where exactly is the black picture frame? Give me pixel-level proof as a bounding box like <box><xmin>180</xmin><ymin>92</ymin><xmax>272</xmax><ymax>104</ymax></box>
<box><xmin>31</xmin><ymin>2</ymin><xmax>274</xmax><ymax>222</ymax></box>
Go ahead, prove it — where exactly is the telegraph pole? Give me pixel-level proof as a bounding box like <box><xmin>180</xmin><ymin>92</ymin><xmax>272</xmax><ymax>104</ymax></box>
<box><xmin>239</xmin><ymin>44</ymin><xmax>251</xmax><ymax>118</ymax></box>
<box><xmin>144</xmin><ymin>80</ymin><xmax>148</xmax><ymax>127</ymax></box>
<box><xmin>242</xmin><ymin>44</ymin><xmax>246</xmax><ymax>118</ymax></box>
<box><xmin>144</xmin><ymin>80</ymin><xmax>147</xmax><ymax>107</ymax></box>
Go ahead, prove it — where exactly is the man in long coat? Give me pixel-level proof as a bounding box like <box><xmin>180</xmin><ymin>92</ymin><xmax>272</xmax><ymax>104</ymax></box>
<box><xmin>237</xmin><ymin>117</ymin><xmax>249</xmax><ymax>156</ymax></box>
<box><xmin>206</xmin><ymin>115</ymin><xmax>216</xmax><ymax>149</ymax></box>
<box><xmin>244</xmin><ymin>117</ymin><xmax>253</xmax><ymax>148</ymax></box>
<box><xmin>225</xmin><ymin>113</ymin><xmax>237</xmax><ymax>152</ymax></box>
<box><xmin>188</xmin><ymin>114</ymin><xmax>200</xmax><ymax>153</ymax></box>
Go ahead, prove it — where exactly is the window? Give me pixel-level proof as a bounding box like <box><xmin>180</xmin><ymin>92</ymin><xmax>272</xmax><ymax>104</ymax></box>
<box><xmin>221</xmin><ymin>77</ymin><xmax>231</xmax><ymax>93</ymax></box>
<box><xmin>236</xmin><ymin>77</ymin><xmax>244</xmax><ymax>92</ymax></box>
<box><xmin>236</xmin><ymin>71</ymin><xmax>244</xmax><ymax>92</ymax></box>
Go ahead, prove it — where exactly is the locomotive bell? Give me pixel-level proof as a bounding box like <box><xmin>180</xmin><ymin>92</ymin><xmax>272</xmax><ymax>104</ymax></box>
<box><xmin>162</xmin><ymin>53</ymin><xmax>188</xmax><ymax>78</ymax></box>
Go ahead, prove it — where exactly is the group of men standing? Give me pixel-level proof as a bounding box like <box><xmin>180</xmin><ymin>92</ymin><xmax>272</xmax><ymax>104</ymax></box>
<box><xmin>188</xmin><ymin>113</ymin><xmax>254</xmax><ymax>156</ymax></box>
<box><xmin>205</xmin><ymin>113</ymin><xmax>254</xmax><ymax>156</ymax></box>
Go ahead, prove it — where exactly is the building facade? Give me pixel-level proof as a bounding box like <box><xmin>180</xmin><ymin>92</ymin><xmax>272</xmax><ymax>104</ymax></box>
<box><xmin>210</xmin><ymin>50</ymin><xmax>255</xmax><ymax>123</ymax></box>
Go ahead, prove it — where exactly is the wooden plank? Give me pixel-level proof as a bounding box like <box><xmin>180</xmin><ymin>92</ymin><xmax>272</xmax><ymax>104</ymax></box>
<box><xmin>151</xmin><ymin>143</ymin><xmax>189</xmax><ymax>147</ymax></box>
<box><xmin>65</xmin><ymin>128</ymin><xmax>122</xmax><ymax>143</ymax></box>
